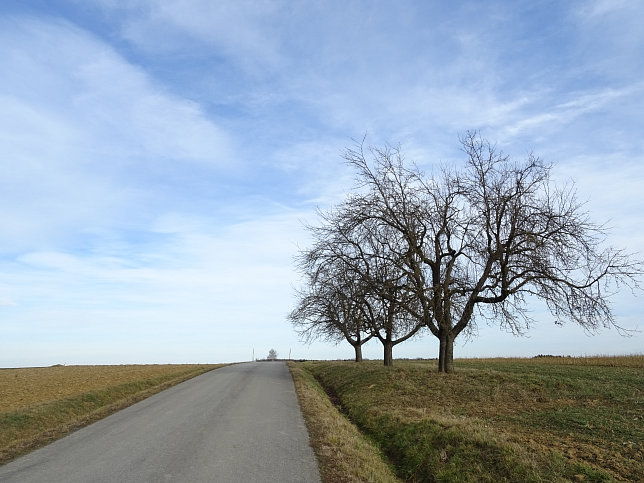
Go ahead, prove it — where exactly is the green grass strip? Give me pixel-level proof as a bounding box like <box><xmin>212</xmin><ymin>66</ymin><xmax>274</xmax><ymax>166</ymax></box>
<box><xmin>303</xmin><ymin>360</ymin><xmax>632</xmax><ymax>482</ymax></box>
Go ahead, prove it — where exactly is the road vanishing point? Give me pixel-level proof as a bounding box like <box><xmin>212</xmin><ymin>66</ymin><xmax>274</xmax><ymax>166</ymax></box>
<box><xmin>0</xmin><ymin>362</ymin><xmax>321</xmax><ymax>482</ymax></box>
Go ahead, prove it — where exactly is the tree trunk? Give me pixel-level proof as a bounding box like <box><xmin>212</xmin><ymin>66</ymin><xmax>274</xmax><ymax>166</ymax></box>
<box><xmin>383</xmin><ymin>341</ymin><xmax>394</xmax><ymax>367</ymax></box>
<box><xmin>438</xmin><ymin>331</ymin><xmax>454</xmax><ymax>373</ymax></box>
<box><xmin>354</xmin><ymin>343</ymin><xmax>363</xmax><ymax>362</ymax></box>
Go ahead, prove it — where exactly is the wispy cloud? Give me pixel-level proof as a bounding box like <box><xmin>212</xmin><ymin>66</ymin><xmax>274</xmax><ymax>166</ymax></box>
<box><xmin>92</xmin><ymin>0</ymin><xmax>287</xmax><ymax>73</ymax></box>
<box><xmin>0</xmin><ymin>209</ymin><xmax>309</xmax><ymax>365</ymax></box>
<box><xmin>577</xmin><ymin>0</ymin><xmax>640</xmax><ymax>20</ymax></box>
<box><xmin>0</xmin><ymin>16</ymin><xmax>236</xmax><ymax>253</ymax></box>
<box><xmin>1</xmin><ymin>1</ymin><xmax>642</xmax><ymax>365</ymax></box>
<box><xmin>502</xmin><ymin>85</ymin><xmax>641</xmax><ymax>138</ymax></box>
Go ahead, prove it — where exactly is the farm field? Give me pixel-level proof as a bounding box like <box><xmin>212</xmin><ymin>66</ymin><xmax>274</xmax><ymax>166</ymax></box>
<box><xmin>295</xmin><ymin>356</ymin><xmax>643</xmax><ymax>482</ymax></box>
<box><xmin>0</xmin><ymin>364</ymin><xmax>222</xmax><ymax>465</ymax></box>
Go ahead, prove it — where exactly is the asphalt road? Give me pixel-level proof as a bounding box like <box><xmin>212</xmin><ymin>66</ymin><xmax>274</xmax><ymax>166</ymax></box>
<box><xmin>0</xmin><ymin>362</ymin><xmax>321</xmax><ymax>482</ymax></box>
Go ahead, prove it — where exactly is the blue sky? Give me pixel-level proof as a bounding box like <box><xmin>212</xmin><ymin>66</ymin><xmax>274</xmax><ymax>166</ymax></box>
<box><xmin>1</xmin><ymin>0</ymin><xmax>642</xmax><ymax>366</ymax></box>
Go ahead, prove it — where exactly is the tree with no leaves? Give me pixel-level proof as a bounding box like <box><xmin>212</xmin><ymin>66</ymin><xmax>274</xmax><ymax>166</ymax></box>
<box><xmin>293</xmin><ymin>174</ymin><xmax>425</xmax><ymax>366</ymax></box>
<box><xmin>339</xmin><ymin>132</ymin><xmax>642</xmax><ymax>372</ymax></box>
<box><xmin>327</xmin><ymin>212</ymin><xmax>425</xmax><ymax>367</ymax></box>
<box><xmin>289</xmin><ymin>253</ymin><xmax>374</xmax><ymax>362</ymax></box>
<box><xmin>267</xmin><ymin>348</ymin><xmax>278</xmax><ymax>361</ymax></box>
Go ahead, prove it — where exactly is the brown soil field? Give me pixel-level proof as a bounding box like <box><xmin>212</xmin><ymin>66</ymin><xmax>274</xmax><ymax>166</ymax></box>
<box><xmin>0</xmin><ymin>364</ymin><xmax>216</xmax><ymax>413</ymax></box>
<box><xmin>0</xmin><ymin>364</ymin><xmax>222</xmax><ymax>465</ymax></box>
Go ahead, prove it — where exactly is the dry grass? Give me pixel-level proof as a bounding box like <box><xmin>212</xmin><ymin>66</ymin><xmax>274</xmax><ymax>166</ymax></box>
<box><xmin>464</xmin><ymin>354</ymin><xmax>644</xmax><ymax>368</ymax></box>
<box><xmin>0</xmin><ymin>364</ymin><xmax>219</xmax><ymax>412</ymax></box>
<box><xmin>0</xmin><ymin>364</ymin><xmax>222</xmax><ymax>465</ymax></box>
<box><xmin>288</xmin><ymin>362</ymin><xmax>400</xmax><ymax>483</ymax></box>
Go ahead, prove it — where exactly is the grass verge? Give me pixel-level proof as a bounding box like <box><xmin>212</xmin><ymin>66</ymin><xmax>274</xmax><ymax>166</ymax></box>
<box><xmin>0</xmin><ymin>364</ymin><xmax>223</xmax><ymax>465</ymax></box>
<box><xmin>288</xmin><ymin>361</ymin><xmax>400</xmax><ymax>482</ymax></box>
<box><xmin>297</xmin><ymin>357</ymin><xmax>643</xmax><ymax>482</ymax></box>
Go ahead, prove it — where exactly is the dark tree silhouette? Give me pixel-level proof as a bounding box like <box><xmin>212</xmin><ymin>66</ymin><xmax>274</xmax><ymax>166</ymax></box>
<box><xmin>340</xmin><ymin>132</ymin><xmax>642</xmax><ymax>372</ymax></box>
<box><xmin>289</xmin><ymin>254</ymin><xmax>373</xmax><ymax>362</ymax></box>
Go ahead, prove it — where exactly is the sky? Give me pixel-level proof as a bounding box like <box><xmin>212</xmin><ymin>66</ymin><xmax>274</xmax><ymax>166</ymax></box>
<box><xmin>0</xmin><ymin>0</ymin><xmax>642</xmax><ymax>367</ymax></box>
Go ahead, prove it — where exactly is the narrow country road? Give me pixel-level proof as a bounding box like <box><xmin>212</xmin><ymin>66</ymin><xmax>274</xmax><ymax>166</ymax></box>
<box><xmin>0</xmin><ymin>362</ymin><xmax>321</xmax><ymax>482</ymax></box>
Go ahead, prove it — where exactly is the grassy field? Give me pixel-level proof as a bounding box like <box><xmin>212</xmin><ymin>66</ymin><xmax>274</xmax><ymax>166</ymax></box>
<box><xmin>289</xmin><ymin>362</ymin><xmax>400</xmax><ymax>482</ymax></box>
<box><xmin>0</xmin><ymin>364</ymin><xmax>222</xmax><ymax>465</ymax></box>
<box><xmin>296</xmin><ymin>356</ymin><xmax>643</xmax><ymax>482</ymax></box>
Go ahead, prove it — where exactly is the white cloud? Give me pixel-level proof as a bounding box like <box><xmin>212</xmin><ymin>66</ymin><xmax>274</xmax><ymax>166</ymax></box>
<box><xmin>0</xmin><ymin>297</ymin><xmax>16</xmax><ymax>307</ymax></box>
<box><xmin>94</xmin><ymin>0</ymin><xmax>286</xmax><ymax>72</ymax></box>
<box><xmin>1</xmin><ymin>2</ymin><xmax>642</xmax><ymax>365</ymax></box>
<box><xmin>578</xmin><ymin>0</ymin><xmax>638</xmax><ymax>19</ymax></box>
<box><xmin>0</xmin><ymin>16</ymin><xmax>236</xmax><ymax>252</ymax></box>
<box><xmin>0</xmin><ymin>209</ymin><xmax>313</xmax><ymax>365</ymax></box>
<box><xmin>73</xmin><ymin>48</ymin><xmax>233</xmax><ymax>165</ymax></box>
<box><xmin>502</xmin><ymin>86</ymin><xmax>639</xmax><ymax>138</ymax></box>
<box><xmin>0</xmin><ymin>16</ymin><xmax>235</xmax><ymax>166</ymax></box>
<box><xmin>552</xmin><ymin>154</ymin><xmax>644</xmax><ymax>253</ymax></box>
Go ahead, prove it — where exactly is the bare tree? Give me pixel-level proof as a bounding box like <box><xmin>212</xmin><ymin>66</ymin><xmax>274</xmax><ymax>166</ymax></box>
<box><xmin>289</xmin><ymin>253</ymin><xmax>373</xmax><ymax>362</ymax></box>
<box><xmin>337</xmin><ymin>216</ymin><xmax>424</xmax><ymax>367</ymax></box>
<box><xmin>358</xmin><ymin>279</ymin><xmax>424</xmax><ymax>367</ymax></box>
<box><xmin>342</xmin><ymin>132</ymin><xmax>642</xmax><ymax>372</ymax></box>
<box><xmin>267</xmin><ymin>348</ymin><xmax>278</xmax><ymax>361</ymax></box>
<box><xmin>297</xmin><ymin>192</ymin><xmax>425</xmax><ymax>366</ymax></box>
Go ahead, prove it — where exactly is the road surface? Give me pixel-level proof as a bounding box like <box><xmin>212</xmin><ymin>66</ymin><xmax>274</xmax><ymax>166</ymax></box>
<box><xmin>0</xmin><ymin>362</ymin><xmax>321</xmax><ymax>482</ymax></box>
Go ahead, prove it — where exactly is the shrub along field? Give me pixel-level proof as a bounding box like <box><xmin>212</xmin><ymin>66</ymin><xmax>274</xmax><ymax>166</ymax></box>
<box><xmin>0</xmin><ymin>364</ymin><xmax>222</xmax><ymax>465</ymax></box>
<box><xmin>296</xmin><ymin>356</ymin><xmax>643</xmax><ymax>482</ymax></box>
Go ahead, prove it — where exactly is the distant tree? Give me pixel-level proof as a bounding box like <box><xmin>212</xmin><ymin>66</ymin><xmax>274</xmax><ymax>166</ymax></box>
<box><xmin>341</xmin><ymin>132</ymin><xmax>642</xmax><ymax>372</ymax></box>
<box><xmin>267</xmin><ymin>348</ymin><xmax>278</xmax><ymax>361</ymax></box>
